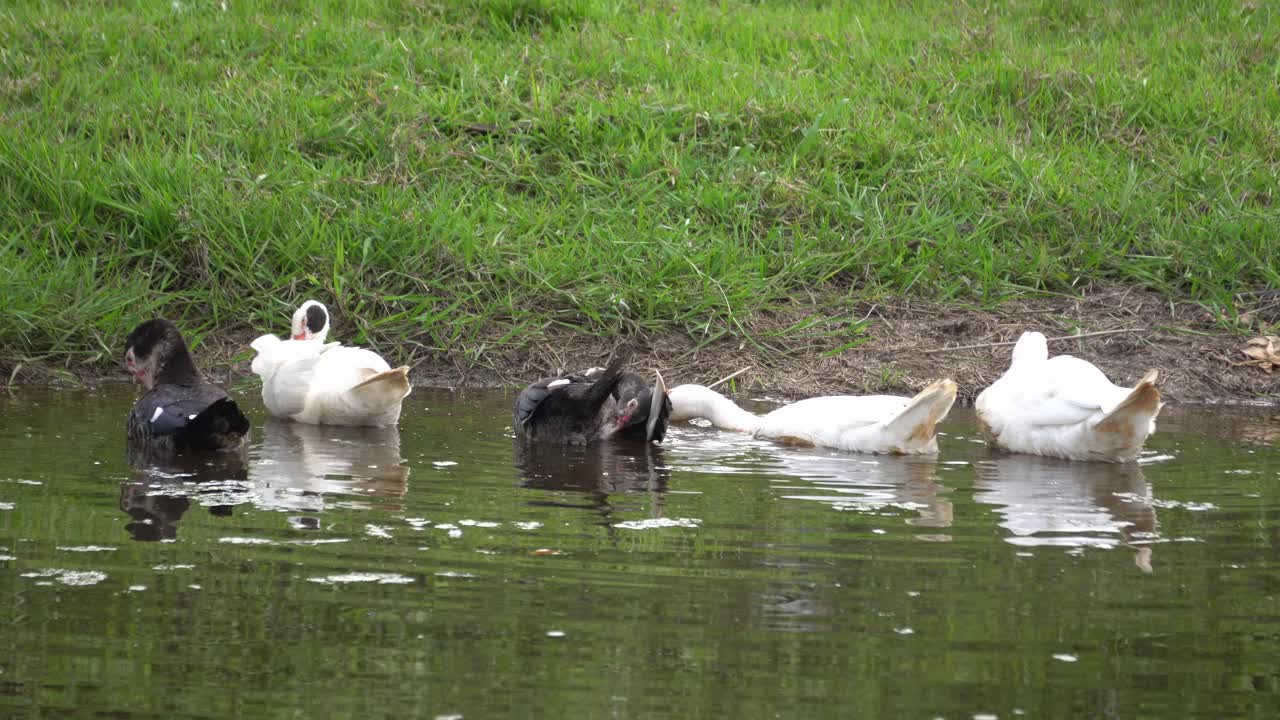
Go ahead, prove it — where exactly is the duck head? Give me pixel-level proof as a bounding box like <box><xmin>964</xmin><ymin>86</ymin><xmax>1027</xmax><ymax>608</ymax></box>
<box><xmin>124</xmin><ymin>318</ymin><xmax>199</xmax><ymax>389</ymax></box>
<box><xmin>611</xmin><ymin>371</ymin><xmax>671</xmax><ymax>443</ymax></box>
<box><xmin>290</xmin><ymin>300</ymin><xmax>330</xmax><ymax>342</ymax></box>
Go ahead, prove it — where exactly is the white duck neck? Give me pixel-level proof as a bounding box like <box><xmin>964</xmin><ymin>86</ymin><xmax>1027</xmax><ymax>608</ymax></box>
<box><xmin>695</xmin><ymin>391</ymin><xmax>760</xmax><ymax>433</ymax></box>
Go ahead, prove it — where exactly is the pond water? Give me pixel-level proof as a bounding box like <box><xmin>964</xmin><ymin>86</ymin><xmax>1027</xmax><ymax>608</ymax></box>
<box><xmin>1</xmin><ymin>386</ymin><xmax>1278</xmax><ymax>719</ymax></box>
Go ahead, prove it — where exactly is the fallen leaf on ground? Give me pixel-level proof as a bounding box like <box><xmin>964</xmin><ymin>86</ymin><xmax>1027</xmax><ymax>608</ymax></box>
<box><xmin>1240</xmin><ymin>336</ymin><xmax>1280</xmax><ymax>373</ymax></box>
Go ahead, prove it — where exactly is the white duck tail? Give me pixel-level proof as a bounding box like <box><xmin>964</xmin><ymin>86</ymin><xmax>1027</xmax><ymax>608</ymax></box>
<box><xmin>1091</xmin><ymin>370</ymin><xmax>1162</xmax><ymax>461</ymax></box>
<box><xmin>292</xmin><ymin>347</ymin><xmax>411</xmax><ymax>427</ymax></box>
<box><xmin>345</xmin><ymin>366</ymin><xmax>412</xmax><ymax>420</ymax></box>
<box><xmin>878</xmin><ymin>379</ymin><xmax>959</xmax><ymax>454</ymax></box>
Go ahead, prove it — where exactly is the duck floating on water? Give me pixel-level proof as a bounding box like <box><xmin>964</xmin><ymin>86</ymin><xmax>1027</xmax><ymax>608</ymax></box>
<box><xmin>668</xmin><ymin>379</ymin><xmax>957</xmax><ymax>454</ymax></box>
<box><xmin>975</xmin><ymin>331</ymin><xmax>1162</xmax><ymax>462</ymax></box>
<box><xmin>250</xmin><ymin>300</ymin><xmax>411</xmax><ymax>427</ymax></box>
<box><xmin>514</xmin><ymin>359</ymin><xmax>669</xmax><ymax>444</ymax></box>
<box><xmin>124</xmin><ymin>318</ymin><xmax>250</xmax><ymax>453</ymax></box>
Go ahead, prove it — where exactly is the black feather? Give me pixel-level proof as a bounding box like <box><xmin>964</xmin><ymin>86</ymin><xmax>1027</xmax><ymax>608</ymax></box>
<box><xmin>305</xmin><ymin>304</ymin><xmax>328</xmax><ymax>334</ymax></box>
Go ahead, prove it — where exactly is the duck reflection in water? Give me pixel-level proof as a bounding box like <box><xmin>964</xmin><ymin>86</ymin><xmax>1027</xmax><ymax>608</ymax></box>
<box><xmin>973</xmin><ymin>455</ymin><xmax>1158</xmax><ymax>572</ymax></box>
<box><xmin>667</xmin><ymin>431</ymin><xmax>948</xmax><ymax>632</ymax></box>
<box><xmin>672</xmin><ymin>426</ymin><xmax>953</xmax><ymax>532</ymax></box>
<box><xmin>249</xmin><ymin>419</ymin><xmax>410</xmax><ymax>516</ymax></box>
<box><xmin>119</xmin><ymin>484</ymin><xmax>191</xmax><ymax>541</ymax></box>
<box><xmin>121</xmin><ymin>448</ymin><xmax>247</xmax><ymax>541</ymax></box>
<box><xmin>514</xmin><ymin>439</ymin><xmax>671</xmax><ymax>526</ymax></box>
<box><xmin>776</xmin><ymin>452</ymin><xmax>951</xmax><ymax>532</ymax></box>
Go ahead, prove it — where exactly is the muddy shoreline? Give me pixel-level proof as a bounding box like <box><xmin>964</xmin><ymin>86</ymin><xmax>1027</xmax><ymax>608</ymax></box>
<box><xmin>7</xmin><ymin>287</ymin><xmax>1278</xmax><ymax>404</ymax></box>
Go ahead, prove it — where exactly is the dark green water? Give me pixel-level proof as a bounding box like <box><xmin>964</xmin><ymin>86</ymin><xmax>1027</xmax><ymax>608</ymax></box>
<box><xmin>1</xmin><ymin>387</ymin><xmax>1279</xmax><ymax>719</ymax></box>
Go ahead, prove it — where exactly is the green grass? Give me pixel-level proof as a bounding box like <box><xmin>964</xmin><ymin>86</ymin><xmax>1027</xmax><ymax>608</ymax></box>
<box><xmin>2</xmin><ymin>0</ymin><xmax>1278</xmax><ymax>369</ymax></box>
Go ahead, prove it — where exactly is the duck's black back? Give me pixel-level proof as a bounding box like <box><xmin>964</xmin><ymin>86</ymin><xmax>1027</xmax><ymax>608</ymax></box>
<box><xmin>128</xmin><ymin>382</ymin><xmax>250</xmax><ymax>452</ymax></box>
<box><xmin>514</xmin><ymin>363</ymin><xmax>625</xmax><ymax>444</ymax></box>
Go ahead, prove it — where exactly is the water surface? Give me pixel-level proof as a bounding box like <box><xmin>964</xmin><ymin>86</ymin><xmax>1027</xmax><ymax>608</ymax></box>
<box><xmin>1</xmin><ymin>387</ymin><xmax>1278</xmax><ymax>719</ymax></box>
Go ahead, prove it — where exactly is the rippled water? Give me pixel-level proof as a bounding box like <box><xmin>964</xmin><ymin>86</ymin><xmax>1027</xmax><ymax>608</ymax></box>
<box><xmin>1</xmin><ymin>386</ymin><xmax>1278</xmax><ymax>718</ymax></box>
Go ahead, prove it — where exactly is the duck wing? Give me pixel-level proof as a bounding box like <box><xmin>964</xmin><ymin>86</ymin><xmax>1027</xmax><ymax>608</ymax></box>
<box><xmin>515</xmin><ymin>371</ymin><xmax>608</xmax><ymax>428</ymax></box>
<box><xmin>252</xmin><ymin>336</ymin><xmax>340</xmax><ymax>418</ymax></box>
<box><xmin>1001</xmin><ymin>355</ymin><xmax>1133</xmax><ymax>427</ymax></box>
<box><xmin>131</xmin><ymin>384</ymin><xmax>225</xmax><ymax>431</ymax></box>
<box><xmin>129</xmin><ymin>383</ymin><xmax>249</xmax><ymax>451</ymax></box>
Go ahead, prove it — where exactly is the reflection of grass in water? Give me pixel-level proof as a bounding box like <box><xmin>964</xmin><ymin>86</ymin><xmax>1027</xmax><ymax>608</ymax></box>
<box><xmin>3</xmin><ymin>0</ymin><xmax>1279</xmax><ymax>371</ymax></box>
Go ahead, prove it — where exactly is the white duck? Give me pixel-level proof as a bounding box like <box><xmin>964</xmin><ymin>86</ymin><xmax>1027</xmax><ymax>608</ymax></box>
<box><xmin>250</xmin><ymin>300</ymin><xmax>411</xmax><ymax>427</ymax></box>
<box><xmin>667</xmin><ymin>379</ymin><xmax>957</xmax><ymax>454</ymax></box>
<box><xmin>974</xmin><ymin>331</ymin><xmax>1162</xmax><ymax>462</ymax></box>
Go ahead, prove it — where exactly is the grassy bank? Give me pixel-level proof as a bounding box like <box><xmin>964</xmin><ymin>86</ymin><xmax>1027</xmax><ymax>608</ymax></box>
<box><xmin>2</xmin><ymin>0</ymin><xmax>1277</xmax><ymax>375</ymax></box>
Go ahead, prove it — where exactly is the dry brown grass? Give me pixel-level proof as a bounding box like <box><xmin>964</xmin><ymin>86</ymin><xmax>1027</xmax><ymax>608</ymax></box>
<box><xmin>9</xmin><ymin>287</ymin><xmax>1277</xmax><ymax>404</ymax></box>
<box><xmin>424</xmin><ymin>285</ymin><xmax>1279</xmax><ymax>403</ymax></box>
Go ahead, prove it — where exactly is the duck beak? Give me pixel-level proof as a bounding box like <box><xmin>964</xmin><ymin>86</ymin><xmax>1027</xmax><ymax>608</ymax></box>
<box><xmin>645</xmin><ymin>370</ymin><xmax>666</xmax><ymax>442</ymax></box>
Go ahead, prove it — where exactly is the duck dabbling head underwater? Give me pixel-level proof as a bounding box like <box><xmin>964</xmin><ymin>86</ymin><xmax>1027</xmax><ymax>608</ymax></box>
<box><xmin>514</xmin><ymin>358</ymin><xmax>669</xmax><ymax>445</ymax></box>
<box><xmin>124</xmin><ymin>319</ymin><xmax>250</xmax><ymax>453</ymax></box>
